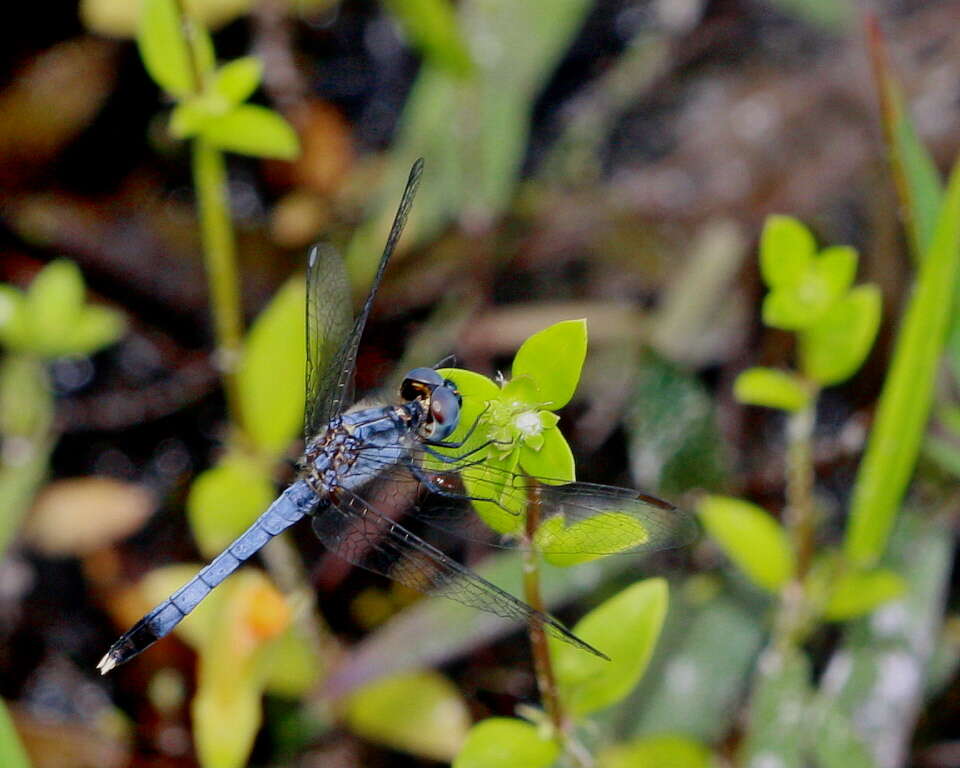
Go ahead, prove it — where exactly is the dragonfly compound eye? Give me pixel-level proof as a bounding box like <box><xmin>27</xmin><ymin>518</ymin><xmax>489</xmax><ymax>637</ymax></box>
<box><xmin>400</xmin><ymin>367</ymin><xmax>444</xmax><ymax>401</ymax></box>
<box><xmin>425</xmin><ymin>385</ymin><xmax>460</xmax><ymax>440</ymax></box>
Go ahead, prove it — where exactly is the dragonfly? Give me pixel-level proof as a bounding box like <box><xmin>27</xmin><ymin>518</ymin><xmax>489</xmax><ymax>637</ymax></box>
<box><xmin>97</xmin><ymin>159</ymin><xmax>696</xmax><ymax>674</ymax></box>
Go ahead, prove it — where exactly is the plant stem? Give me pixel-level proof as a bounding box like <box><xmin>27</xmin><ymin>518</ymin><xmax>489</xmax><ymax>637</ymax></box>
<box><xmin>192</xmin><ymin>138</ymin><xmax>247</xmax><ymax>439</ymax></box>
<box><xmin>785</xmin><ymin>395</ymin><xmax>817</xmax><ymax>582</ymax></box>
<box><xmin>523</xmin><ymin>484</ymin><xmax>563</xmax><ymax>730</ymax></box>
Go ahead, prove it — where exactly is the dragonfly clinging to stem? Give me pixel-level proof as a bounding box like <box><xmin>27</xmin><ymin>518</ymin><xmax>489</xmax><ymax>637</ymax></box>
<box><xmin>98</xmin><ymin>159</ymin><xmax>695</xmax><ymax>674</ymax></box>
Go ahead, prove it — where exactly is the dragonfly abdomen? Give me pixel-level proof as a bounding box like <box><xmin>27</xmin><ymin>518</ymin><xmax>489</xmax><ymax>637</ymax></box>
<box><xmin>97</xmin><ymin>480</ymin><xmax>317</xmax><ymax>674</ymax></box>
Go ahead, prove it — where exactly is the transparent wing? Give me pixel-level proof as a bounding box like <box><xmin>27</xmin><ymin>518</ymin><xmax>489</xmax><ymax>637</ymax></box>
<box><xmin>305</xmin><ymin>159</ymin><xmax>425</xmax><ymax>433</ymax></box>
<box><xmin>313</xmin><ymin>485</ymin><xmax>605</xmax><ymax>657</ymax></box>
<box><xmin>304</xmin><ymin>243</ymin><xmax>353</xmax><ymax>440</ymax></box>
<box><xmin>344</xmin><ymin>442</ymin><xmax>699</xmax><ymax>556</ymax></box>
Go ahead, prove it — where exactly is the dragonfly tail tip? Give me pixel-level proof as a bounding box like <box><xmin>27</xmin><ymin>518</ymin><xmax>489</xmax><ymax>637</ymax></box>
<box><xmin>97</xmin><ymin>652</ymin><xmax>118</xmax><ymax>675</ymax></box>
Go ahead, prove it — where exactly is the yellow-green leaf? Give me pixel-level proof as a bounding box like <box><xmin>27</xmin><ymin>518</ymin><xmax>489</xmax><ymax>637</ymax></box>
<box><xmin>519</xmin><ymin>426</ymin><xmax>574</xmax><ymax>482</ymax></box>
<box><xmin>238</xmin><ymin>275</ymin><xmax>306</xmax><ymax>454</ymax></box>
<box><xmin>537</xmin><ymin>512</ymin><xmax>649</xmax><ymax>567</ymax></box>
<box><xmin>212</xmin><ymin>56</ymin><xmax>262</xmax><ymax>104</ymax></box>
<box><xmin>201</xmin><ymin>104</ymin><xmax>299</xmax><ymax>159</ymax></box>
<box><xmin>734</xmin><ymin>367</ymin><xmax>811</xmax><ymax>412</ymax></box>
<box><xmin>511</xmin><ymin>319</ymin><xmax>587</xmax><ymax>410</ymax></box>
<box><xmin>187</xmin><ymin>457</ymin><xmax>274</xmax><ymax>558</ymax></box>
<box><xmin>799</xmin><ymin>284</ymin><xmax>882</xmax><ymax>386</ymax></box>
<box><xmin>822</xmin><ymin>567</ymin><xmax>905</xmax><ymax>621</ymax></box>
<box><xmin>343</xmin><ymin>671</ymin><xmax>470</xmax><ymax>762</ymax></box>
<box><xmin>551</xmin><ymin>578</ymin><xmax>668</xmax><ymax>716</ymax></box>
<box><xmin>454</xmin><ymin>718</ymin><xmax>558</xmax><ymax>768</ymax></box>
<box><xmin>698</xmin><ymin>495</ymin><xmax>794</xmax><ymax>592</ymax></box>
<box><xmin>760</xmin><ymin>215</ymin><xmax>815</xmax><ymax>289</ymax></box>
<box><xmin>26</xmin><ymin>260</ymin><xmax>85</xmax><ymax>352</ymax></box>
<box><xmin>137</xmin><ymin>0</ymin><xmax>194</xmax><ymax>97</ymax></box>
<box><xmin>598</xmin><ymin>734</ymin><xmax>711</xmax><ymax>768</ymax></box>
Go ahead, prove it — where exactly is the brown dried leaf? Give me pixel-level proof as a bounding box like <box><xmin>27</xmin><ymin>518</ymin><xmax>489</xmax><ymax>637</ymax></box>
<box><xmin>23</xmin><ymin>477</ymin><xmax>154</xmax><ymax>556</ymax></box>
<box><xmin>0</xmin><ymin>38</ymin><xmax>117</xmax><ymax>184</ymax></box>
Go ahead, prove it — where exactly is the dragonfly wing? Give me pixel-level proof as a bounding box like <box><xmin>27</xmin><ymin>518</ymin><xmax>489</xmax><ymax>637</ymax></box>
<box><xmin>304</xmin><ymin>243</ymin><xmax>353</xmax><ymax>440</ymax></box>
<box><xmin>312</xmin><ymin>485</ymin><xmax>606</xmax><ymax>658</ymax></box>
<box><xmin>347</xmin><ymin>446</ymin><xmax>698</xmax><ymax>556</ymax></box>
<box><xmin>305</xmin><ymin>160</ymin><xmax>425</xmax><ymax>432</ymax></box>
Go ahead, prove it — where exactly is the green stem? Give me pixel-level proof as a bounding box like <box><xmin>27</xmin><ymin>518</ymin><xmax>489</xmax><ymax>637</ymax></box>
<box><xmin>771</xmin><ymin>393</ymin><xmax>819</xmax><ymax>652</ymax></box>
<box><xmin>192</xmin><ymin>138</ymin><xmax>247</xmax><ymax>439</ymax></box>
<box><xmin>785</xmin><ymin>395</ymin><xmax>817</xmax><ymax>582</ymax></box>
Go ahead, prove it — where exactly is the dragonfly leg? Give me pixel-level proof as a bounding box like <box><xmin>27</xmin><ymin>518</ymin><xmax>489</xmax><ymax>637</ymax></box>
<box><xmin>407</xmin><ymin>461</ymin><xmax>519</xmax><ymax>517</ymax></box>
<box><xmin>423</xmin><ymin>403</ymin><xmax>493</xmax><ymax>449</ymax></box>
<box><xmin>421</xmin><ymin>440</ymin><xmax>493</xmax><ymax>464</ymax></box>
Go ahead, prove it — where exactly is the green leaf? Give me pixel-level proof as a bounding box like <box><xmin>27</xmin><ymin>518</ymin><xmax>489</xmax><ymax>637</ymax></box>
<box><xmin>137</xmin><ymin>0</ymin><xmax>194</xmax><ymax>97</ymax></box>
<box><xmin>537</xmin><ymin>512</ymin><xmax>649</xmax><ymax>567</ymax></box>
<box><xmin>454</xmin><ymin>718</ymin><xmax>558</xmax><ymax>768</ymax></box>
<box><xmin>760</xmin><ymin>215</ymin><xmax>815</xmax><ymax>289</ymax></box>
<box><xmin>822</xmin><ymin>567</ymin><xmax>905</xmax><ymax>621</ymax></box>
<box><xmin>845</xmin><ymin>157</ymin><xmax>960</xmax><ymax>566</ymax></box>
<box><xmin>461</xmin><ymin>456</ymin><xmax>525</xmax><ymax>535</ymax></box>
<box><xmin>170</xmin><ymin>99</ymin><xmax>217</xmax><ymax>138</ymax></box>
<box><xmin>192</xmin><ymin>570</ymin><xmax>292</xmax><ymax>768</ymax></box>
<box><xmin>799</xmin><ymin>284</ymin><xmax>882</xmax><ymax>386</ymax></box>
<box><xmin>343</xmin><ymin>671</ymin><xmax>470</xmax><ymax>762</ymax></box>
<box><xmin>238</xmin><ymin>275</ymin><xmax>306</xmax><ymax>454</ymax></box>
<box><xmin>739</xmin><ymin>647</ymin><xmax>811</xmax><ymax>768</ymax></box>
<box><xmin>761</xmin><ymin>238</ymin><xmax>859</xmax><ymax>332</ymax></box>
<box><xmin>813</xmin><ymin>245</ymin><xmax>858</xmax><ymax>298</ymax></box>
<box><xmin>193</xmin><ymin>676</ymin><xmax>261</xmax><ymax>768</ymax></box>
<box><xmin>734</xmin><ymin>367</ymin><xmax>811</xmax><ymax>412</ymax></box>
<box><xmin>68</xmin><ymin>305</ymin><xmax>126</xmax><ymax>356</ymax></box>
<box><xmin>385</xmin><ymin>0</ymin><xmax>473</xmax><ymax>77</ymax></box>
<box><xmin>212</xmin><ymin>56</ymin><xmax>262</xmax><ymax>104</ymax></box>
<box><xmin>518</xmin><ymin>426</ymin><xmax>574</xmax><ymax>482</ymax></box>
<box><xmin>627</xmin><ymin>592</ymin><xmax>765</xmax><ymax>742</ymax></box>
<box><xmin>187</xmin><ymin>457</ymin><xmax>275</xmax><ymax>559</ymax></box>
<box><xmin>0</xmin><ymin>286</ymin><xmax>27</xmax><ymax>352</ymax></box>
<box><xmin>698</xmin><ymin>495</ymin><xmax>794</xmax><ymax>592</ymax></box>
<box><xmin>598</xmin><ymin>735</ymin><xmax>711</xmax><ymax>768</ymax></box>
<box><xmin>624</xmin><ymin>351</ymin><xmax>727</xmax><ymax>495</ymax></box>
<box><xmin>201</xmin><ymin>104</ymin><xmax>300</xmax><ymax>159</ymax></box>
<box><xmin>512</xmin><ymin>319</ymin><xmax>587</xmax><ymax>409</ymax></box>
<box><xmin>263</xmin><ymin>626</ymin><xmax>322</xmax><ymax>697</ymax></box>
<box><xmin>0</xmin><ymin>699</ymin><xmax>32</xmax><ymax>768</ymax></box>
<box><xmin>551</xmin><ymin>578</ymin><xmax>668</xmax><ymax>716</ymax></box>
<box><xmin>26</xmin><ymin>259</ymin><xmax>85</xmax><ymax>352</ymax></box>
<box><xmin>868</xmin><ymin>24</ymin><xmax>943</xmax><ymax>262</ymax></box>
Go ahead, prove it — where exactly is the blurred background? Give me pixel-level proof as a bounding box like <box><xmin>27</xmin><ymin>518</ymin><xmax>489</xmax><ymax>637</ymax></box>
<box><xmin>2</xmin><ymin>0</ymin><xmax>960</xmax><ymax>766</ymax></box>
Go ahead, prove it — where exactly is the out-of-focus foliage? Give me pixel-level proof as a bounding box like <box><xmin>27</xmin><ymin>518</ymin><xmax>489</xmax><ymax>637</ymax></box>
<box><xmin>0</xmin><ymin>260</ymin><xmax>124</xmax><ymax>359</ymax></box>
<box><xmin>139</xmin><ymin>0</ymin><xmax>298</xmax><ymax>159</ymax></box>
<box><xmin>346</xmin><ymin>0</ymin><xmax>593</xmax><ymax>288</ymax></box>
<box><xmin>454</xmin><ymin>718</ymin><xmax>558</xmax><ymax>768</ymax></box>
<box><xmin>237</xmin><ymin>275</ymin><xmax>307</xmax><ymax>454</ymax></box>
<box><xmin>549</xmin><ymin>578</ymin><xmax>668</xmax><ymax>717</ymax></box>
<box><xmin>845</xmin><ymin>158</ymin><xmax>960</xmax><ymax>565</ymax></box>
<box><xmin>343</xmin><ymin>670</ymin><xmax>470</xmax><ymax>761</ymax></box>
<box><xmin>697</xmin><ymin>496</ymin><xmax>794</xmax><ymax>593</ymax></box>
<box><xmin>0</xmin><ymin>700</ymin><xmax>31</xmax><ymax>768</ymax></box>
<box><xmin>7</xmin><ymin>2</ymin><xmax>960</xmax><ymax>767</ymax></box>
<box><xmin>598</xmin><ymin>734</ymin><xmax>711</xmax><ymax>768</ymax></box>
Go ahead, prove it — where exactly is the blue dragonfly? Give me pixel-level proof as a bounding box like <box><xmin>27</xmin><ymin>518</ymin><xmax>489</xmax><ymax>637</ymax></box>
<box><xmin>97</xmin><ymin>159</ymin><xmax>695</xmax><ymax>674</ymax></box>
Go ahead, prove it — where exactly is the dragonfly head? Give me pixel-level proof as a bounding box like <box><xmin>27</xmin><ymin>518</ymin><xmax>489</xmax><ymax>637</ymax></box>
<box><xmin>400</xmin><ymin>367</ymin><xmax>462</xmax><ymax>441</ymax></box>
